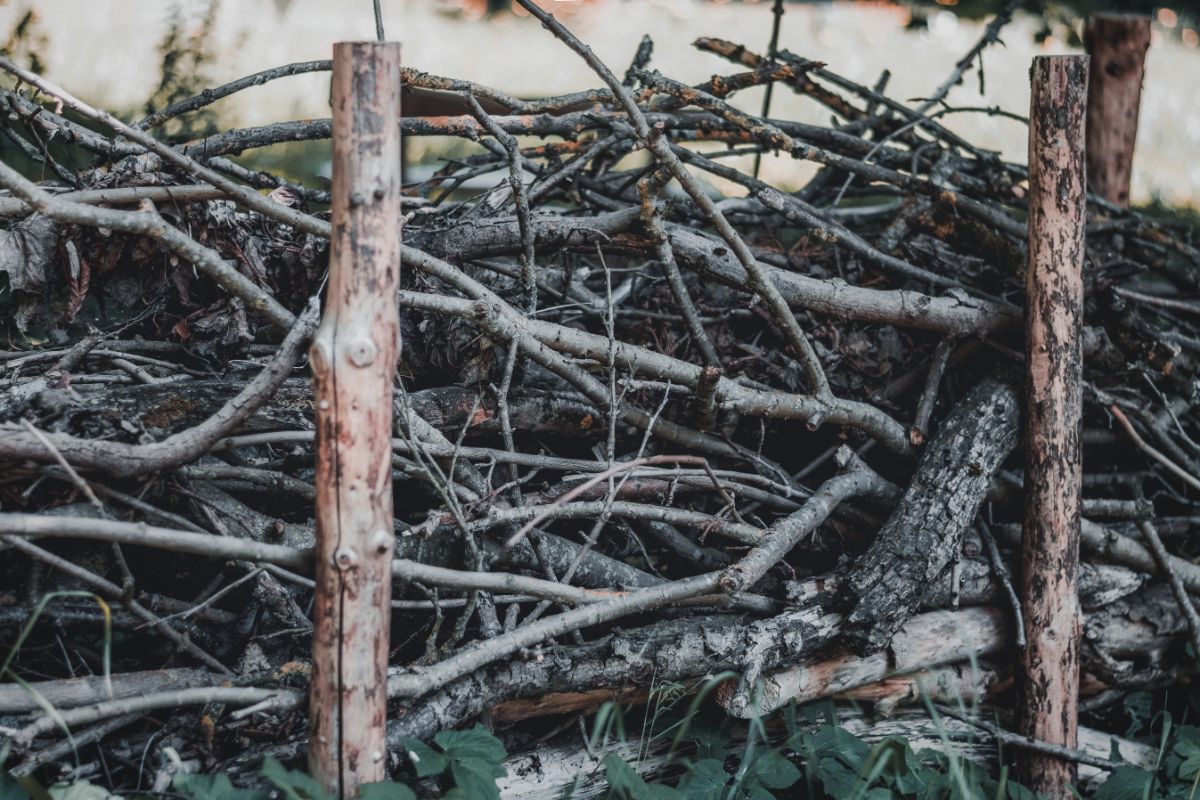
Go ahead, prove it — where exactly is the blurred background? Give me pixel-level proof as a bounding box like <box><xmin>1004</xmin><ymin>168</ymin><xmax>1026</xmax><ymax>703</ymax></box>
<box><xmin>1</xmin><ymin>0</ymin><xmax>1197</xmax><ymax>206</ymax></box>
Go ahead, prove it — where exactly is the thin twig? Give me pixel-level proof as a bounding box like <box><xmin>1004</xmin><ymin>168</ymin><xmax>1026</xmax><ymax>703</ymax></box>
<box><xmin>1110</xmin><ymin>404</ymin><xmax>1200</xmax><ymax>493</ymax></box>
<box><xmin>1136</xmin><ymin>519</ymin><xmax>1200</xmax><ymax>663</ymax></box>
<box><xmin>513</xmin><ymin>0</ymin><xmax>831</xmax><ymax>400</ymax></box>
<box><xmin>752</xmin><ymin>0</ymin><xmax>785</xmax><ymax>180</ymax></box>
<box><xmin>465</xmin><ymin>92</ymin><xmax>537</xmax><ymax>312</ymax></box>
<box><xmin>977</xmin><ymin>519</ymin><xmax>1025</xmax><ymax>649</ymax></box>
<box><xmin>0</xmin><ymin>536</ymin><xmax>231</xmax><ymax>674</ymax></box>
<box><xmin>373</xmin><ymin>0</ymin><xmax>385</xmax><ymax>42</ymax></box>
<box><xmin>911</xmin><ymin>338</ymin><xmax>954</xmax><ymax>446</ymax></box>
<box><xmin>933</xmin><ymin>705</ymin><xmax>1124</xmax><ymax>772</ymax></box>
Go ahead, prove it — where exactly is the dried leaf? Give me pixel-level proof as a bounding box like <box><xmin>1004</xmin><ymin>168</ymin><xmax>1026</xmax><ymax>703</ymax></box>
<box><xmin>0</xmin><ymin>215</ymin><xmax>58</xmax><ymax>293</ymax></box>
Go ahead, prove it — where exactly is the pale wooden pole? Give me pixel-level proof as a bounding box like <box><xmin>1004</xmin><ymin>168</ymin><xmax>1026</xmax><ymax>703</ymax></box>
<box><xmin>309</xmin><ymin>41</ymin><xmax>402</xmax><ymax>798</ymax></box>
<box><xmin>1084</xmin><ymin>14</ymin><xmax>1151</xmax><ymax>208</ymax></box>
<box><xmin>1017</xmin><ymin>55</ymin><xmax>1088</xmax><ymax>798</ymax></box>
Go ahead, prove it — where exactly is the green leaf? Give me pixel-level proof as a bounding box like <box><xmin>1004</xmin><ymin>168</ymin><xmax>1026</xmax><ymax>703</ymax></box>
<box><xmin>600</xmin><ymin>755</ymin><xmax>680</xmax><ymax>800</ymax></box>
<box><xmin>814</xmin><ymin>757</ymin><xmax>860</xmax><ymax>799</ymax></box>
<box><xmin>740</xmin><ymin>786</ymin><xmax>775</xmax><ymax>800</ymax></box>
<box><xmin>1176</xmin><ymin>729</ymin><xmax>1200</xmax><ymax>781</ymax></box>
<box><xmin>434</xmin><ymin>725</ymin><xmax>507</xmax><ymax>766</ymax></box>
<box><xmin>796</xmin><ymin>723</ymin><xmax>872</xmax><ymax>769</ymax></box>
<box><xmin>1094</xmin><ymin>766</ymin><xmax>1157</xmax><ymax>800</ymax></box>
<box><xmin>688</xmin><ymin>720</ymin><xmax>731</xmax><ymax>762</ymax></box>
<box><xmin>399</xmin><ymin>738</ymin><xmax>447</xmax><ymax>778</ymax></box>
<box><xmin>644</xmin><ymin>786</ymin><xmax>684</xmax><ymax>800</ymax></box>
<box><xmin>449</xmin><ymin>758</ymin><xmax>504</xmax><ymax>800</ymax></box>
<box><xmin>359</xmin><ymin>783</ymin><xmax>416</xmax><ymax>800</ymax></box>
<box><xmin>0</xmin><ymin>771</ymin><xmax>30</xmax><ymax>800</ymax></box>
<box><xmin>602</xmin><ymin>755</ymin><xmax>644</xmax><ymax>798</ymax></box>
<box><xmin>1003</xmin><ymin>776</ymin><xmax>1040</xmax><ymax>800</ymax></box>
<box><xmin>1125</xmin><ymin>693</ymin><xmax>1154</xmax><ymax>739</ymax></box>
<box><xmin>261</xmin><ymin>757</ymin><xmax>331</xmax><ymax>800</ymax></box>
<box><xmin>173</xmin><ymin>772</ymin><xmax>268</xmax><ymax>800</ymax></box>
<box><xmin>860</xmin><ymin>788</ymin><xmax>894</xmax><ymax>800</ymax></box>
<box><xmin>745</xmin><ymin>749</ymin><xmax>801</xmax><ymax>790</ymax></box>
<box><xmin>676</xmin><ymin>759</ymin><xmax>727</xmax><ymax>800</ymax></box>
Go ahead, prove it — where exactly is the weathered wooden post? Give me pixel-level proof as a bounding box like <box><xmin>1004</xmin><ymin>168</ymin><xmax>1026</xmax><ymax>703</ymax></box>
<box><xmin>1084</xmin><ymin>14</ymin><xmax>1151</xmax><ymax>207</ymax></box>
<box><xmin>1017</xmin><ymin>55</ymin><xmax>1087</xmax><ymax>797</ymax></box>
<box><xmin>309</xmin><ymin>41</ymin><xmax>402</xmax><ymax>798</ymax></box>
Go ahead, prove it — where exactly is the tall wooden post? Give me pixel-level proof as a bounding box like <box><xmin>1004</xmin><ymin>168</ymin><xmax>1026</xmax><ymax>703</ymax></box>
<box><xmin>309</xmin><ymin>41</ymin><xmax>402</xmax><ymax>798</ymax></box>
<box><xmin>1017</xmin><ymin>55</ymin><xmax>1087</xmax><ymax>798</ymax></box>
<box><xmin>1084</xmin><ymin>14</ymin><xmax>1151</xmax><ymax>207</ymax></box>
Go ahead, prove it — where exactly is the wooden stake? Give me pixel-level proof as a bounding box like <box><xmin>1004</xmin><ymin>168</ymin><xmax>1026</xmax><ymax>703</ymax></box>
<box><xmin>309</xmin><ymin>41</ymin><xmax>401</xmax><ymax>798</ymax></box>
<box><xmin>1084</xmin><ymin>14</ymin><xmax>1151</xmax><ymax>208</ymax></box>
<box><xmin>1018</xmin><ymin>55</ymin><xmax>1087</xmax><ymax>798</ymax></box>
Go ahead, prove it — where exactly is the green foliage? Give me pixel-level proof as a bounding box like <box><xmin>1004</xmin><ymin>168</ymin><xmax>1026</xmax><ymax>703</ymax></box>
<box><xmin>576</xmin><ymin>698</ymin><xmax>1200</xmax><ymax>800</ymax></box>
<box><xmin>143</xmin><ymin>0</ymin><xmax>223</xmax><ymax>138</ymax></box>
<box><xmin>169</xmin><ymin>757</ymin><xmax>421</xmax><ymax>800</ymax></box>
<box><xmin>0</xmin><ymin>6</ymin><xmax>48</xmax><ymax>73</ymax></box>
<box><xmin>173</xmin><ymin>771</ymin><xmax>268</xmax><ymax>800</ymax></box>
<box><xmin>16</xmin><ymin>709</ymin><xmax>1200</xmax><ymax>800</ymax></box>
<box><xmin>165</xmin><ymin>730</ymin><xmax>506</xmax><ymax>800</ymax></box>
<box><xmin>601</xmin><ymin>754</ymin><xmax>681</xmax><ymax>800</ymax></box>
<box><xmin>1126</xmin><ymin>693</ymin><xmax>1157</xmax><ymax>739</ymax></box>
<box><xmin>0</xmin><ymin>763</ymin><xmax>31</xmax><ymax>800</ymax></box>
<box><xmin>259</xmin><ymin>757</ymin><xmax>332</xmax><ymax>800</ymax></box>
<box><xmin>1093</xmin><ymin>766</ymin><xmax>1157</xmax><ymax>800</ymax></box>
<box><xmin>400</xmin><ymin>724</ymin><xmax>507</xmax><ymax>800</ymax></box>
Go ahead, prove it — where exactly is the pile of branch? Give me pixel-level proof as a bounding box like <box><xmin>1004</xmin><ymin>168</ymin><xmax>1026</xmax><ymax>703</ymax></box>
<box><xmin>2</xmin><ymin>0</ymin><xmax>1199</xmax><ymax>787</ymax></box>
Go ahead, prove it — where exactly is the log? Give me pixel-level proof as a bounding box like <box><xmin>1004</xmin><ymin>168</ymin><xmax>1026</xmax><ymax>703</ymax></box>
<box><xmin>0</xmin><ymin>379</ymin><xmax>601</xmax><ymax>442</ymax></box>
<box><xmin>1018</xmin><ymin>54</ymin><xmax>1088</xmax><ymax>797</ymax></box>
<box><xmin>0</xmin><ymin>668</ymin><xmax>222</xmax><ymax>715</ymax></box>
<box><xmin>494</xmin><ymin>707</ymin><xmax>1154</xmax><ymax>800</ymax></box>
<box><xmin>721</xmin><ymin>577</ymin><xmax>1180</xmax><ymax>720</ymax></box>
<box><xmin>836</xmin><ymin>376</ymin><xmax>1020</xmax><ymax>655</ymax></box>
<box><xmin>1085</xmin><ymin>14</ymin><xmax>1152</xmax><ymax>208</ymax></box>
<box><xmin>308</xmin><ymin>41</ymin><xmax>402</xmax><ymax>796</ymax></box>
<box><xmin>386</xmin><ymin>564</ymin><xmax>1180</xmax><ymax>741</ymax></box>
<box><xmin>720</xmin><ymin>607</ymin><xmax>1008</xmax><ymax>717</ymax></box>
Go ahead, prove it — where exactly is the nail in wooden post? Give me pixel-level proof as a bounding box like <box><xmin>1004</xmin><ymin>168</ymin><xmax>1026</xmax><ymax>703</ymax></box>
<box><xmin>1018</xmin><ymin>55</ymin><xmax>1087</xmax><ymax>798</ymax></box>
<box><xmin>309</xmin><ymin>41</ymin><xmax>401</xmax><ymax>798</ymax></box>
<box><xmin>1085</xmin><ymin>14</ymin><xmax>1151</xmax><ymax>207</ymax></box>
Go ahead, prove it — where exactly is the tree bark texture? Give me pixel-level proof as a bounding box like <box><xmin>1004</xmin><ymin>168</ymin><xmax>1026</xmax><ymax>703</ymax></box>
<box><xmin>308</xmin><ymin>41</ymin><xmax>402</xmax><ymax>798</ymax></box>
<box><xmin>1018</xmin><ymin>54</ymin><xmax>1087</xmax><ymax>798</ymax></box>
<box><xmin>836</xmin><ymin>376</ymin><xmax>1020</xmax><ymax>655</ymax></box>
<box><xmin>1084</xmin><ymin>14</ymin><xmax>1151</xmax><ymax>208</ymax></box>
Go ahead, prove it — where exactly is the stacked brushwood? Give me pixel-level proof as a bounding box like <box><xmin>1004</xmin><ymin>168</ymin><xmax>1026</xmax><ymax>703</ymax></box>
<box><xmin>1</xmin><ymin>4</ymin><xmax>1199</xmax><ymax>793</ymax></box>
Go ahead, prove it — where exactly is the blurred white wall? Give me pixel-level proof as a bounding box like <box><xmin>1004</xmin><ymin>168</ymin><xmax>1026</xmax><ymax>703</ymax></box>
<box><xmin>3</xmin><ymin>0</ymin><xmax>1198</xmax><ymax>205</ymax></box>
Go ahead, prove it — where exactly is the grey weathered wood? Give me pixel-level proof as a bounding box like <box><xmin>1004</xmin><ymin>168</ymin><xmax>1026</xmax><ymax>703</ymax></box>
<box><xmin>494</xmin><ymin>709</ymin><xmax>1152</xmax><ymax>800</ymax></box>
<box><xmin>386</xmin><ymin>572</ymin><xmax>1184</xmax><ymax>744</ymax></box>
<box><xmin>836</xmin><ymin>376</ymin><xmax>1020</xmax><ymax>655</ymax></box>
<box><xmin>0</xmin><ymin>379</ymin><xmax>601</xmax><ymax>442</ymax></box>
